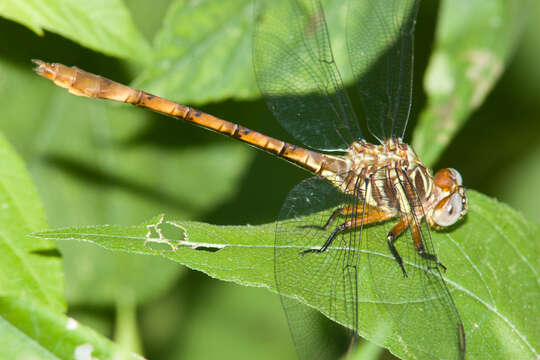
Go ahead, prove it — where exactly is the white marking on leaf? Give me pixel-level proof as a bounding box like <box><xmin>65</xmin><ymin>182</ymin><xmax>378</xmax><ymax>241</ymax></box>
<box><xmin>425</xmin><ymin>52</ymin><xmax>455</xmax><ymax>95</ymax></box>
<box><xmin>465</xmin><ymin>50</ymin><xmax>503</xmax><ymax>108</ymax></box>
<box><xmin>145</xmin><ymin>214</ymin><xmax>225</xmax><ymax>251</ymax></box>
<box><xmin>66</xmin><ymin>317</ymin><xmax>78</xmax><ymax>330</ymax></box>
<box><xmin>74</xmin><ymin>344</ymin><xmax>97</xmax><ymax>360</ymax></box>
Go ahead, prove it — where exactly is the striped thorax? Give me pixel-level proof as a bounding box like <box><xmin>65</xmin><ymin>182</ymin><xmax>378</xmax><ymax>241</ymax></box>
<box><xmin>325</xmin><ymin>138</ymin><xmax>468</xmax><ymax>229</ymax></box>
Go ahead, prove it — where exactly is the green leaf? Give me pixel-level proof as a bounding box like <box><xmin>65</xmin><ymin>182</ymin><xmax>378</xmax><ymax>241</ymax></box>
<box><xmin>0</xmin><ymin>0</ymin><xmax>152</xmax><ymax>62</ymax></box>
<box><xmin>123</xmin><ymin>0</ymin><xmax>173</xmax><ymax>42</ymax></box>
<box><xmin>413</xmin><ymin>0</ymin><xmax>530</xmax><ymax>166</ymax></box>
<box><xmin>0</xmin><ymin>58</ymin><xmax>254</xmax><ymax>305</ymax></box>
<box><xmin>33</xmin><ymin>191</ymin><xmax>540</xmax><ymax>359</ymax></box>
<box><xmin>0</xmin><ymin>132</ymin><xmax>64</xmax><ymax>312</ymax></box>
<box><xmin>0</xmin><ymin>135</ymin><xmax>135</xmax><ymax>359</ymax></box>
<box><xmin>114</xmin><ymin>294</ymin><xmax>143</xmax><ymax>355</ymax></box>
<box><xmin>134</xmin><ymin>0</ymin><xmax>355</xmax><ymax>104</ymax></box>
<box><xmin>134</xmin><ymin>0</ymin><xmax>257</xmax><ymax>104</ymax></box>
<box><xmin>0</xmin><ymin>295</ymin><xmax>143</xmax><ymax>359</ymax></box>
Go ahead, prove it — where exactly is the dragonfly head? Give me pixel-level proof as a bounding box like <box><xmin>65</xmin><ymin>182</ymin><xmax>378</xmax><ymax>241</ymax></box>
<box><xmin>428</xmin><ymin>168</ymin><xmax>468</xmax><ymax>229</ymax></box>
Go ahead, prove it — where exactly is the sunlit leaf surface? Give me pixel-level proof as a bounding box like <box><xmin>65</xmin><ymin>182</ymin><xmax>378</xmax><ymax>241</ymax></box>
<box><xmin>0</xmin><ymin>133</ymin><xmax>63</xmax><ymax>312</ymax></box>
<box><xmin>33</xmin><ymin>191</ymin><xmax>540</xmax><ymax>359</ymax></box>
<box><xmin>0</xmin><ymin>135</ymin><xmax>139</xmax><ymax>358</ymax></box>
<box><xmin>0</xmin><ymin>0</ymin><xmax>152</xmax><ymax>62</ymax></box>
<box><xmin>135</xmin><ymin>0</ymin><xmax>360</xmax><ymax>104</ymax></box>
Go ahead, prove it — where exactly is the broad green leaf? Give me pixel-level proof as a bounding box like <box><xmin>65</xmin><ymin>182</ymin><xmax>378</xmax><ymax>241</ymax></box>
<box><xmin>413</xmin><ymin>0</ymin><xmax>530</xmax><ymax>166</ymax></box>
<box><xmin>134</xmin><ymin>0</ymin><xmax>355</xmax><ymax>104</ymax></box>
<box><xmin>0</xmin><ymin>295</ymin><xmax>144</xmax><ymax>360</ymax></box>
<box><xmin>0</xmin><ymin>132</ymin><xmax>64</xmax><ymax>312</ymax></box>
<box><xmin>33</xmin><ymin>191</ymin><xmax>540</xmax><ymax>359</ymax></box>
<box><xmin>0</xmin><ymin>0</ymin><xmax>152</xmax><ymax>62</ymax></box>
<box><xmin>124</xmin><ymin>0</ymin><xmax>173</xmax><ymax>42</ymax></box>
<box><xmin>134</xmin><ymin>0</ymin><xmax>257</xmax><ymax>104</ymax></box>
<box><xmin>0</xmin><ymin>58</ymin><xmax>254</xmax><ymax>305</ymax></box>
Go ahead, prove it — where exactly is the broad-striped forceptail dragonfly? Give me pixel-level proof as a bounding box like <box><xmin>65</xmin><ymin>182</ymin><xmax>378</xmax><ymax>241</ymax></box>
<box><xmin>34</xmin><ymin>0</ymin><xmax>467</xmax><ymax>358</ymax></box>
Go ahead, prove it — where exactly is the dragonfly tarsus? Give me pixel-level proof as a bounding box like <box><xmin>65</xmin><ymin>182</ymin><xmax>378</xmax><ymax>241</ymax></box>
<box><xmin>413</xmin><ymin>227</ymin><xmax>448</xmax><ymax>271</ymax></box>
<box><xmin>300</xmin><ymin>224</ymin><xmax>344</xmax><ymax>256</ymax></box>
<box><xmin>387</xmin><ymin>232</ymin><xmax>408</xmax><ymax>278</ymax></box>
<box><xmin>387</xmin><ymin>221</ymin><xmax>448</xmax><ymax>277</ymax></box>
<box><xmin>421</xmin><ymin>253</ymin><xmax>447</xmax><ymax>272</ymax></box>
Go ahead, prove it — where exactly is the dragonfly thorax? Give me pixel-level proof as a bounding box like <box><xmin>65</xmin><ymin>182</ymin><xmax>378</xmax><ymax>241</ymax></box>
<box><xmin>347</xmin><ymin>137</ymin><xmax>421</xmax><ymax>170</ymax></box>
<box><xmin>326</xmin><ymin>138</ymin><xmax>468</xmax><ymax>229</ymax></box>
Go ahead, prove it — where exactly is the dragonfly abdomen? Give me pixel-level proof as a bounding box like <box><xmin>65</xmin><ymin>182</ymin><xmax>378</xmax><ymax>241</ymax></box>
<box><xmin>32</xmin><ymin>60</ymin><xmax>350</xmax><ymax>177</ymax></box>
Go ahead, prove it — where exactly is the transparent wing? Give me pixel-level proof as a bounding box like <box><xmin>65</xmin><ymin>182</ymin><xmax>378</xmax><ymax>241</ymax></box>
<box><xmin>275</xmin><ymin>176</ymin><xmax>361</xmax><ymax>359</ymax></box>
<box><xmin>365</xmin><ymin>166</ymin><xmax>465</xmax><ymax>359</ymax></box>
<box><xmin>276</xmin><ymin>170</ymin><xmax>465</xmax><ymax>359</ymax></box>
<box><xmin>253</xmin><ymin>0</ymin><xmax>363</xmax><ymax>151</ymax></box>
<box><xmin>346</xmin><ymin>0</ymin><xmax>420</xmax><ymax>142</ymax></box>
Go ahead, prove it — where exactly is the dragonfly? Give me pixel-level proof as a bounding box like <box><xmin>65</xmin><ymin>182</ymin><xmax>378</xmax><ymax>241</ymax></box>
<box><xmin>34</xmin><ymin>0</ymin><xmax>467</xmax><ymax>358</ymax></box>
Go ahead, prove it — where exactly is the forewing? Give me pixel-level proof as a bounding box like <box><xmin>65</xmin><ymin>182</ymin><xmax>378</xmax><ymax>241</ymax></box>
<box><xmin>253</xmin><ymin>0</ymin><xmax>363</xmax><ymax>151</ymax></box>
<box><xmin>366</xmin><ymin>167</ymin><xmax>465</xmax><ymax>359</ymax></box>
<box><xmin>346</xmin><ymin>0</ymin><xmax>420</xmax><ymax>142</ymax></box>
<box><xmin>275</xmin><ymin>176</ymin><xmax>362</xmax><ymax>359</ymax></box>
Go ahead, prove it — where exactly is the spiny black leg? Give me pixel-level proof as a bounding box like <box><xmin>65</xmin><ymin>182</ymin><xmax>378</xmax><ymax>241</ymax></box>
<box><xmin>300</xmin><ymin>223</ymin><xmax>346</xmax><ymax>256</ymax></box>
<box><xmin>388</xmin><ymin>233</ymin><xmax>408</xmax><ymax>277</ymax></box>
<box><xmin>298</xmin><ymin>207</ymin><xmax>342</xmax><ymax>231</ymax></box>
<box><xmin>322</xmin><ymin>208</ymin><xmax>342</xmax><ymax>230</ymax></box>
<box><xmin>417</xmin><ymin>244</ymin><xmax>447</xmax><ymax>271</ymax></box>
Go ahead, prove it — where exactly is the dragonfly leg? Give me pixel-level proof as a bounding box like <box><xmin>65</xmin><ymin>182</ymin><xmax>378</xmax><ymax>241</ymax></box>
<box><xmin>387</xmin><ymin>219</ymin><xmax>410</xmax><ymax>277</ymax></box>
<box><xmin>300</xmin><ymin>204</ymin><xmax>383</xmax><ymax>231</ymax></box>
<box><xmin>301</xmin><ymin>209</ymin><xmax>393</xmax><ymax>256</ymax></box>
<box><xmin>298</xmin><ymin>207</ymin><xmax>344</xmax><ymax>231</ymax></box>
<box><xmin>322</xmin><ymin>207</ymin><xmax>347</xmax><ymax>230</ymax></box>
<box><xmin>410</xmin><ymin>222</ymin><xmax>447</xmax><ymax>271</ymax></box>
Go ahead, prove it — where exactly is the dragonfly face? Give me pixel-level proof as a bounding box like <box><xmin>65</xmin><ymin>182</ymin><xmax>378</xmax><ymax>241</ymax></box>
<box><xmin>428</xmin><ymin>168</ymin><xmax>469</xmax><ymax>229</ymax></box>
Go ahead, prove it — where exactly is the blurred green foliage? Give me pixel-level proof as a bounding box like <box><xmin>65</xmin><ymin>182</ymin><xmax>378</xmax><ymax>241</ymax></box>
<box><xmin>0</xmin><ymin>0</ymin><xmax>539</xmax><ymax>359</ymax></box>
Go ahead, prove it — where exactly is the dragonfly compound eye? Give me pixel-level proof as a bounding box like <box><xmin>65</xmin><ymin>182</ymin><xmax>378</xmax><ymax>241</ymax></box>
<box><xmin>433</xmin><ymin>168</ymin><xmax>463</xmax><ymax>192</ymax></box>
<box><xmin>432</xmin><ymin>192</ymin><xmax>464</xmax><ymax>227</ymax></box>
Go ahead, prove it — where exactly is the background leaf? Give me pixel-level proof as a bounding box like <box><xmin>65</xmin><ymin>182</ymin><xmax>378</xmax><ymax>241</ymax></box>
<box><xmin>0</xmin><ymin>0</ymin><xmax>152</xmax><ymax>63</ymax></box>
<box><xmin>0</xmin><ymin>295</ymin><xmax>143</xmax><ymax>359</ymax></box>
<box><xmin>0</xmin><ymin>135</ymin><xmax>144</xmax><ymax>359</ymax></box>
<box><xmin>134</xmin><ymin>0</ymin><xmax>257</xmax><ymax>104</ymax></box>
<box><xmin>0</xmin><ymin>133</ymin><xmax>63</xmax><ymax>312</ymax></box>
<box><xmin>134</xmin><ymin>0</ymin><xmax>358</xmax><ymax>104</ymax></box>
<box><xmin>33</xmin><ymin>191</ymin><xmax>540</xmax><ymax>359</ymax></box>
<box><xmin>412</xmin><ymin>0</ymin><xmax>530</xmax><ymax>166</ymax></box>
